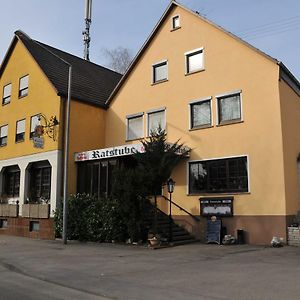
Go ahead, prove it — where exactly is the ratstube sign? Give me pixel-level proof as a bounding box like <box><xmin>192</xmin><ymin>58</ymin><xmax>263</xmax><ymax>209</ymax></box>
<box><xmin>75</xmin><ymin>144</ymin><xmax>145</xmax><ymax>162</ymax></box>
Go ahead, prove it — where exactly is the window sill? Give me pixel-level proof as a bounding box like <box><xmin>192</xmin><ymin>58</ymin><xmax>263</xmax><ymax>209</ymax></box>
<box><xmin>0</xmin><ymin>144</ymin><xmax>7</xmax><ymax>147</ymax></box>
<box><xmin>151</xmin><ymin>79</ymin><xmax>168</xmax><ymax>86</ymax></box>
<box><xmin>189</xmin><ymin>125</ymin><xmax>213</xmax><ymax>131</ymax></box>
<box><xmin>18</xmin><ymin>94</ymin><xmax>28</xmax><ymax>99</ymax></box>
<box><xmin>170</xmin><ymin>26</ymin><xmax>181</xmax><ymax>32</ymax></box>
<box><xmin>187</xmin><ymin>191</ymin><xmax>250</xmax><ymax>196</ymax></box>
<box><xmin>185</xmin><ymin>68</ymin><xmax>205</xmax><ymax>76</ymax></box>
<box><xmin>15</xmin><ymin>140</ymin><xmax>25</xmax><ymax>144</ymax></box>
<box><xmin>217</xmin><ymin>120</ymin><xmax>244</xmax><ymax>127</ymax></box>
<box><xmin>2</xmin><ymin>101</ymin><xmax>10</xmax><ymax>106</ymax></box>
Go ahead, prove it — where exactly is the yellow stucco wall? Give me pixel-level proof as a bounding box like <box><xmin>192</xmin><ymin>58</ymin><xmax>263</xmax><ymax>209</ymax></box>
<box><xmin>0</xmin><ymin>40</ymin><xmax>61</xmax><ymax>158</ymax></box>
<box><xmin>68</xmin><ymin>100</ymin><xmax>106</xmax><ymax>194</ymax></box>
<box><xmin>279</xmin><ymin>79</ymin><xmax>300</xmax><ymax>215</ymax></box>
<box><xmin>105</xmin><ymin>6</ymin><xmax>286</xmax><ymax>216</ymax></box>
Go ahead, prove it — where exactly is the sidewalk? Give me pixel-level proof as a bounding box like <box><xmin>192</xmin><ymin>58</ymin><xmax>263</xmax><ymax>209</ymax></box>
<box><xmin>1</xmin><ymin>236</ymin><xmax>300</xmax><ymax>299</ymax></box>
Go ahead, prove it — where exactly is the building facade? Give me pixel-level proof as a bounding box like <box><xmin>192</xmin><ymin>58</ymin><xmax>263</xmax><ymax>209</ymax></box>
<box><xmin>76</xmin><ymin>1</ymin><xmax>300</xmax><ymax>244</ymax></box>
<box><xmin>0</xmin><ymin>31</ymin><xmax>121</xmax><ymax>238</ymax></box>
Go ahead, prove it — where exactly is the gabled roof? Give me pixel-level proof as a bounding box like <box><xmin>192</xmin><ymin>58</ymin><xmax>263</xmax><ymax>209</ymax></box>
<box><xmin>0</xmin><ymin>30</ymin><xmax>122</xmax><ymax>108</ymax></box>
<box><xmin>107</xmin><ymin>0</ymin><xmax>300</xmax><ymax>103</ymax></box>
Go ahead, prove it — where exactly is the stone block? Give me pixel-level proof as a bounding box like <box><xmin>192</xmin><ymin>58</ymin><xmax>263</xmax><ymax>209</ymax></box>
<box><xmin>29</xmin><ymin>205</ymin><xmax>39</xmax><ymax>218</ymax></box>
<box><xmin>9</xmin><ymin>205</ymin><xmax>18</xmax><ymax>217</ymax></box>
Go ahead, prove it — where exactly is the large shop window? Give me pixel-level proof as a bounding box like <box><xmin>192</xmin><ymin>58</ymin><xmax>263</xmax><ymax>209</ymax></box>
<box><xmin>217</xmin><ymin>92</ymin><xmax>242</xmax><ymax>124</ymax></box>
<box><xmin>3</xmin><ymin>166</ymin><xmax>20</xmax><ymax>198</ymax></box>
<box><xmin>77</xmin><ymin>159</ymin><xmax>117</xmax><ymax>198</ymax></box>
<box><xmin>147</xmin><ymin>109</ymin><xmax>166</xmax><ymax>136</ymax></box>
<box><xmin>127</xmin><ymin>113</ymin><xmax>143</xmax><ymax>141</ymax></box>
<box><xmin>189</xmin><ymin>156</ymin><xmax>248</xmax><ymax>194</ymax></box>
<box><xmin>29</xmin><ymin>161</ymin><xmax>51</xmax><ymax>202</ymax></box>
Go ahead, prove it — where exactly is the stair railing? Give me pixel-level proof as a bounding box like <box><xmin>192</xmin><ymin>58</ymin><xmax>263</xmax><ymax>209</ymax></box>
<box><xmin>161</xmin><ymin>195</ymin><xmax>201</xmax><ymax>223</ymax></box>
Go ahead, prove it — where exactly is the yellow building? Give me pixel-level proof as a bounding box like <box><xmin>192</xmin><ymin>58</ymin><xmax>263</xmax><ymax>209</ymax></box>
<box><xmin>0</xmin><ymin>31</ymin><xmax>121</xmax><ymax>238</ymax></box>
<box><xmin>76</xmin><ymin>1</ymin><xmax>300</xmax><ymax>245</ymax></box>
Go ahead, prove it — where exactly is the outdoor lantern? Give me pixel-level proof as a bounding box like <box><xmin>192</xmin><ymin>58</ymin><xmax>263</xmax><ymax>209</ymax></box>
<box><xmin>167</xmin><ymin>178</ymin><xmax>175</xmax><ymax>194</ymax></box>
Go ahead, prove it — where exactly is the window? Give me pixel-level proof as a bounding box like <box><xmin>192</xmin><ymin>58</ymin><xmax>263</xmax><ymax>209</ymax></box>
<box><xmin>152</xmin><ymin>61</ymin><xmax>168</xmax><ymax>83</ymax></box>
<box><xmin>189</xmin><ymin>156</ymin><xmax>248</xmax><ymax>194</ymax></box>
<box><xmin>30</xmin><ymin>162</ymin><xmax>51</xmax><ymax>201</ymax></box>
<box><xmin>185</xmin><ymin>48</ymin><xmax>204</xmax><ymax>74</ymax></box>
<box><xmin>127</xmin><ymin>113</ymin><xmax>143</xmax><ymax>141</ymax></box>
<box><xmin>19</xmin><ymin>75</ymin><xmax>29</xmax><ymax>98</ymax></box>
<box><xmin>0</xmin><ymin>125</ymin><xmax>8</xmax><ymax>146</ymax></box>
<box><xmin>0</xmin><ymin>219</ymin><xmax>8</xmax><ymax>229</ymax></box>
<box><xmin>2</xmin><ymin>83</ymin><xmax>11</xmax><ymax>105</ymax></box>
<box><xmin>190</xmin><ymin>98</ymin><xmax>212</xmax><ymax>129</ymax></box>
<box><xmin>30</xmin><ymin>114</ymin><xmax>41</xmax><ymax>139</ymax></box>
<box><xmin>172</xmin><ymin>15</ymin><xmax>180</xmax><ymax>29</ymax></box>
<box><xmin>16</xmin><ymin>119</ymin><xmax>25</xmax><ymax>142</ymax></box>
<box><xmin>217</xmin><ymin>92</ymin><xmax>242</xmax><ymax>124</ymax></box>
<box><xmin>3</xmin><ymin>166</ymin><xmax>20</xmax><ymax>198</ymax></box>
<box><xmin>147</xmin><ymin>109</ymin><xmax>166</xmax><ymax>135</ymax></box>
<box><xmin>29</xmin><ymin>221</ymin><xmax>40</xmax><ymax>232</ymax></box>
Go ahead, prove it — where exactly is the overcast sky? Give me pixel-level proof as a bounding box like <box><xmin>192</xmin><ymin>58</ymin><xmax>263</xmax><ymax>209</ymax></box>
<box><xmin>1</xmin><ymin>0</ymin><xmax>300</xmax><ymax>78</ymax></box>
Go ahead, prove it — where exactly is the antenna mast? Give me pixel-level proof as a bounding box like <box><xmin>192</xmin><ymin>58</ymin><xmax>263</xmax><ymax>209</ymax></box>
<box><xmin>83</xmin><ymin>0</ymin><xmax>92</xmax><ymax>61</ymax></box>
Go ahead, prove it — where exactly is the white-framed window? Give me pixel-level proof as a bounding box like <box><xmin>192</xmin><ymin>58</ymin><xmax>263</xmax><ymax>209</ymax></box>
<box><xmin>147</xmin><ymin>108</ymin><xmax>166</xmax><ymax>136</ymax></box>
<box><xmin>16</xmin><ymin>119</ymin><xmax>26</xmax><ymax>143</ymax></box>
<box><xmin>217</xmin><ymin>91</ymin><xmax>242</xmax><ymax>125</ymax></box>
<box><xmin>126</xmin><ymin>113</ymin><xmax>144</xmax><ymax>141</ymax></box>
<box><xmin>189</xmin><ymin>97</ymin><xmax>212</xmax><ymax>129</ymax></box>
<box><xmin>0</xmin><ymin>124</ymin><xmax>8</xmax><ymax>146</ymax></box>
<box><xmin>152</xmin><ymin>60</ymin><xmax>168</xmax><ymax>84</ymax></box>
<box><xmin>2</xmin><ymin>83</ymin><xmax>12</xmax><ymax>105</ymax></box>
<box><xmin>30</xmin><ymin>114</ymin><xmax>41</xmax><ymax>139</ymax></box>
<box><xmin>172</xmin><ymin>15</ymin><xmax>180</xmax><ymax>29</ymax></box>
<box><xmin>19</xmin><ymin>75</ymin><xmax>29</xmax><ymax>98</ymax></box>
<box><xmin>185</xmin><ymin>48</ymin><xmax>204</xmax><ymax>74</ymax></box>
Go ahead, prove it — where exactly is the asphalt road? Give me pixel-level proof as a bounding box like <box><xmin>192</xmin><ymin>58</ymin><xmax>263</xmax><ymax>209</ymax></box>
<box><xmin>1</xmin><ymin>236</ymin><xmax>300</xmax><ymax>299</ymax></box>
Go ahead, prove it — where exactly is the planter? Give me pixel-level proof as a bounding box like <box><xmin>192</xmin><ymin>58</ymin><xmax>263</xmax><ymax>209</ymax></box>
<box><xmin>148</xmin><ymin>237</ymin><xmax>160</xmax><ymax>247</ymax></box>
<box><xmin>0</xmin><ymin>204</ymin><xmax>19</xmax><ymax>217</ymax></box>
<box><xmin>22</xmin><ymin>204</ymin><xmax>50</xmax><ymax>219</ymax></box>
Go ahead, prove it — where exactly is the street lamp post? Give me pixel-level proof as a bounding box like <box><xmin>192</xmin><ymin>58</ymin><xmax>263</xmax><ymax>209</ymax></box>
<box><xmin>167</xmin><ymin>178</ymin><xmax>175</xmax><ymax>244</ymax></box>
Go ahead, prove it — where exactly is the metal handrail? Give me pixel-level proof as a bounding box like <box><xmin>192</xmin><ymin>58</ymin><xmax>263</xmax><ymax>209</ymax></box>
<box><xmin>161</xmin><ymin>195</ymin><xmax>200</xmax><ymax>222</ymax></box>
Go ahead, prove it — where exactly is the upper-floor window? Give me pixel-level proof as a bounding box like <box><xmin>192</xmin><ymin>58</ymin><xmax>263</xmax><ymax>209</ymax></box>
<box><xmin>185</xmin><ymin>48</ymin><xmax>204</xmax><ymax>74</ymax></box>
<box><xmin>172</xmin><ymin>15</ymin><xmax>180</xmax><ymax>29</ymax></box>
<box><xmin>190</xmin><ymin>97</ymin><xmax>212</xmax><ymax>129</ymax></box>
<box><xmin>16</xmin><ymin>119</ymin><xmax>25</xmax><ymax>143</ymax></box>
<box><xmin>30</xmin><ymin>114</ymin><xmax>41</xmax><ymax>139</ymax></box>
<box><xmin>126</xmin><ymin>113</ymin><xmax>144</xmax><ymax>141</ymax></box>
<box><xmin>19</xmin><ymin>75</ymin><xmax>29</xmax><ymax>98</ymax></box>
<box><xmin>0</xmin><ymin>124</ymin><xmax>8</xmax><ymax>146</ymax></box>
<box><xmin>217</xmin><ymin>91</ymin><xmax>242</xmax><ymax>125</ymax></box>
<box><xmin>152</xmin><ymin>61</ymin><xmax>168</xmax><ymax>84</ymax></box>
<box><xmin>2</xmin><ymin>83</ymin><xmax>12</xmax><ymax>105</ymax></box>
<box><xmin>147</xmin><ymin>108</ymin><xmax>166</xmax><ymax>136</ymax></box>
<box><xmin>189</xmin><ymin>156</ymin><xmax>249</xmax><ymax>194</ymax></box>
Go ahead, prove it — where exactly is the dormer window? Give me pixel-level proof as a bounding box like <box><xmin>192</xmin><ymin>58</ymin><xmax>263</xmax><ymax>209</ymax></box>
<box><xmin>172</xmin><ymin>15</ymin><xmax>180</xmax><ymax>30</ymax></box>
<box><xmin>19</xmin><ymin>75</ymin><xmax>29</xmax><ymax>98</ymax></box>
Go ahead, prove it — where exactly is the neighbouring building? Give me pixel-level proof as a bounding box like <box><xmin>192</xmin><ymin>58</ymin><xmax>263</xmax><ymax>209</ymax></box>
<box><xmin>75</xmin><ymin>1</ymin><xmax>300</xmax><ymax>244</ymax></box>
<box><xmin>0</xmin><ymin>30</ymin><xmax>121</xmax><ymax>238</ymax></box>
